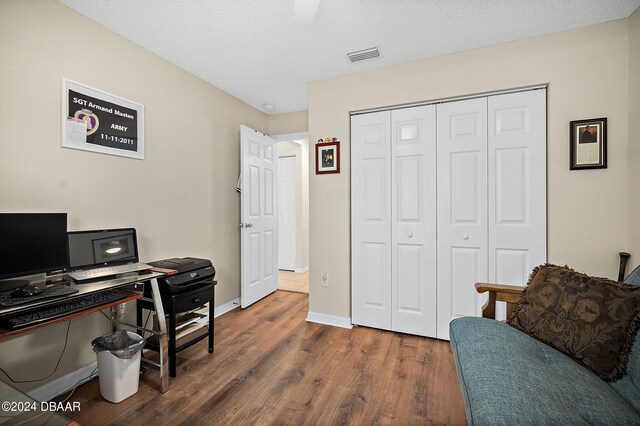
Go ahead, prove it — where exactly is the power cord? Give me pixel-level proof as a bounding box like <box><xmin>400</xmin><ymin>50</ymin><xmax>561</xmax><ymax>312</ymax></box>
<box><xmin>0</xmin><ymin>320</ymin><xmax>72</xmax><ymax>384</ymax></box>
<box><xmin>0</xmin><ymin>307</ymin><xmax>139</xmax><ymax>400</ymax></box>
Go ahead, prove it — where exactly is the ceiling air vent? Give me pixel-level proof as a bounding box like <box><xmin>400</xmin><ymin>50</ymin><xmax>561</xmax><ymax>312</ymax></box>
<box><xmin>346</xmin><ymin>47</ymin><xmax>381</xmax><ymax>63</ymax></box>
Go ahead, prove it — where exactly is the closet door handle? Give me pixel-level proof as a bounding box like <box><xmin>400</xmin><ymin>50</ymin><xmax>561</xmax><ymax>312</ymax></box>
<box><xmin>407</xmin><ymin>232</ymin><xmax>413</xmax><ymax>238</ymax></box>
<box><xmin>463</xmin><ymin>234</ymin><xmax>469</xmax><ymax>240</ymax></box>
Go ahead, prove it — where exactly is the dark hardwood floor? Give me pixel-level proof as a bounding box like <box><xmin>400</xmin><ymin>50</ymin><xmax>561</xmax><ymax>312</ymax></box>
<box><xmin>65</xmin><ymin>291</ymin><xmax>467</xmax><ymax>425</ymax></box>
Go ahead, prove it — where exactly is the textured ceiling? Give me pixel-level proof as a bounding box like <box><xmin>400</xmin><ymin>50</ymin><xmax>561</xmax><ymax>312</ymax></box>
<box><xmin>57</xmin><ymin>0</ymin><xmax>640</xmax><ymax>114</ymax></box>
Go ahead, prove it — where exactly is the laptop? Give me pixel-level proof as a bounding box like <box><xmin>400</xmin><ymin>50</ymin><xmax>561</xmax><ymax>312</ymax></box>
<box><xmin>67</xmin><ymin>228</ymin><xmax>150</xmax><ymax>281</ymax></box>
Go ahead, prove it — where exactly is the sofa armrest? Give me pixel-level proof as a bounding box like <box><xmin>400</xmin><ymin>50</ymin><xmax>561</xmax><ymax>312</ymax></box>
<box><xmin>475</xmin><ymin>283</ymin><xmax>525</xmax><ymax>319</ymax></box>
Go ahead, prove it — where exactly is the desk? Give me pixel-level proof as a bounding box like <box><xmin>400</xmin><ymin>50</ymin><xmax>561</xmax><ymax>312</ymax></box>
<box><xmin>0</xmin><ymin>272</ymin><xmax>171</xmax><ymax>394</ymax></box>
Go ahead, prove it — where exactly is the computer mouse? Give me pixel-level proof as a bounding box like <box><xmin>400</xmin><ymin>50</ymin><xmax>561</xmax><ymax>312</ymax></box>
<box><xmin>10</xmin><ymin>286</ymin><xmax>42</xmax><ymax>298</ymax></box>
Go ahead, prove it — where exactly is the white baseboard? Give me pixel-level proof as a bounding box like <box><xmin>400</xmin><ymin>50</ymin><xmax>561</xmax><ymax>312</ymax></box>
<box><xmin>214</xmin><ymin>298</ymin><xmax>240</xmax><ymax>318</ymax></box>
<box><xmin>294</xmin><ymin>266</ymin><xmax>309</xmax><ymax>273</ymax></box>
<box><xmin>28</xmin><ymin>362</ymin><xmax>98</xmax><ymax>402</ymax></box>
<box><xmin>306</xmin><ymin>311</ymin><xmax>353</xmax><ymax>329</ymax></box>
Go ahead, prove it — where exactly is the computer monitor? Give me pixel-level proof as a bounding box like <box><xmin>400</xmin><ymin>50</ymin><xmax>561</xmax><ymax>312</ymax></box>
<box><xmin>0</xmin><ymin>213</ymin><xmax>68</xmax><ymax>289</ymax></box>
<box><xmin>68</xmin><ymin>228</ymin><xmax>139</xmax><ymax>270</ymax></box>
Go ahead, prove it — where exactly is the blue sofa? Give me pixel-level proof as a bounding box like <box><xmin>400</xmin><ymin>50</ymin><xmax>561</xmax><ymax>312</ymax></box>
<box><xmin>450</xmin><ymin>266</ymin><xmax>640</xmax><ymax>426</ymax></box>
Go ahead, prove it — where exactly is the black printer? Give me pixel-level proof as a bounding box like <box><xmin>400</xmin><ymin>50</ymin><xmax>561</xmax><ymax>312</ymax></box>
<box><xmin>138</xmin><ymin>257</ymin><xmax>216</xmax><ymax>378</ymax></box>
<box><xmin>145</xmin><ymin>257</ymin><xmax>216</xmax><ymax>296</ymax></box>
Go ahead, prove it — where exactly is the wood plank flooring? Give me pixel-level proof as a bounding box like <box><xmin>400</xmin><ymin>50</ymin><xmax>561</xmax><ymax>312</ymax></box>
<box><xmin>64</xmin><ymin>291</ymin><xmax>467</xmax><ymax>425</ymax></box>
<box><xmin>278</xmin><ymin>270</ymin><xmax>309</xmax><ymax>293</ymax></box>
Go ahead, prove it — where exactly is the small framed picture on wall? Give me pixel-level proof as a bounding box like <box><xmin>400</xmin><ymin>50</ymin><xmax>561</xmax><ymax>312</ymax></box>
<box><xmin>569</xmin><ymin>117</ymin><xmax>607</xmax><ymax>170</ymax></box>
<box><xmin>316</xmin><ymin>141</ymin><xmax>340</xmax><ymax>174</ymax></box>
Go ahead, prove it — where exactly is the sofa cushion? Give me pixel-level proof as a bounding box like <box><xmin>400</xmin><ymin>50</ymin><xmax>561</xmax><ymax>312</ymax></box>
<box><xmin>610</xmin><ymin>265</ymin><xmax>640</xmax><ymax>411</ymax></box>
<box><xmin>507</xmin><ymin>264</ymin><xmax>640</xmax><ymax>380</ymax></box>
<box><xmin>609</xmin><ymin>336</ymin><xmax>640</xmax><ymax>412</ymax></box>
<box><xmin>450</xmin><ymin>317</ymin><xmax>640</xmax><ymax>426</ymax></box>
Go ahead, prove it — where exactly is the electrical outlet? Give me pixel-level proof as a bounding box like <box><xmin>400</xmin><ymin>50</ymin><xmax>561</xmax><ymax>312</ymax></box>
<box><xmin>117</xmin><ymin>303</ymin><xmax>126</xmax><ymax>316</ymax></box>
<box><xmin>321</xmin><ymin>271</ymin><xmax>329</xmax><ymax>287</ymax></box>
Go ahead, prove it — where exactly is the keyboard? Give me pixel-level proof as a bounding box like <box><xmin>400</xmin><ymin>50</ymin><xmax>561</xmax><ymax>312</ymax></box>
<box><xmin>0</xmin><ymin>290</ymin><xmax>128</xmax><ymax>329</ymax></box>
<box><xmin>0</xmin><ymin>285</ymin><xmax>79</xmax><ymax>307</ymax></box>
<box><xmin>68</xmin><ymin>262</ymin><xmax>152</xmax><ymax>282</ymax></box>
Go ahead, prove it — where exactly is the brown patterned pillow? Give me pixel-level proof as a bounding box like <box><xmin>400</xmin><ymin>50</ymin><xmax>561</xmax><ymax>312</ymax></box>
<box><xmin>507</xmin><ymin>264</ymin><xmax>640</xmax><ymax>381</ymax></box>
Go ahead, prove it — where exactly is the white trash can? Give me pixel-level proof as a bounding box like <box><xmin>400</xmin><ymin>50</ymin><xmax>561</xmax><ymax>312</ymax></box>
<box><xmin>92</xmin><ymin>331</ymin><xmax>145</xmax><ymax>403</ymax></box>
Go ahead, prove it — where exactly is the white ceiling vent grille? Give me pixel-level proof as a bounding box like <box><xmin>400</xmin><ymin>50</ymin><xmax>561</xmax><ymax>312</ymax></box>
<box><xmin>347</xmin><ymin>47</ymin><xmax>381</xmax><ymax>63</ymax></box>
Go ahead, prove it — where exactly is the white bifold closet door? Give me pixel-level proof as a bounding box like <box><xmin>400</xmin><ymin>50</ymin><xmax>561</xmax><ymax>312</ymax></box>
<box><xmin>351</xmin><ymin>106</ymin><xmax>437</xmax><ymax>337</ymax></box>
<box><xmin>352</xmin><ymin>89</ymin><xmax>546</xmax><ymax>340</ymax></box>
<box><xmin>436</xmin><ymin>89</ymin><xmax>547</xmax><ymax>339</ymax></box>
<box><xmin>351</xmin><ymin>110</ymin><xmax>392</xmax><ymax>330</ymax></box>
<box><xmin>435</xmin><ymin>98</ymin><xmax>489</xmax><ymax>339</ymax></box>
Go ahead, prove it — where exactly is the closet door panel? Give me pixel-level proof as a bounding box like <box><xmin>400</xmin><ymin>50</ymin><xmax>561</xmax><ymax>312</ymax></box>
<box><xmin>351</xmin><ymin>111</ymin><xmax>392</xmax><ymax>329</ymax></box>
<box><xmin>450</xmin><ymin>247</ymin><xmax>482</xmax><ymax>316</ymax></box>
<box><xmin>488</xmin><ymin>89</ymin><xmax>547</xmax><ymax>319</ymax></box>
<box><xmin>391</xmin><ymin>106</ymin><xmax>437</xmax><ymax>337</ymax></box>
<box><xmin>436</xmin><ymin>98</ymin><xmax>488</xmax><ymax>340</ymax></box>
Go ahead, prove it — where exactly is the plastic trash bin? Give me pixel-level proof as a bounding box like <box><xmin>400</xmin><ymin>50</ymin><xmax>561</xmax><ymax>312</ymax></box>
<box><xmin>91</xmin><ymin>330</ymin><xmax>145</xmax><ymax>403</ymax></box>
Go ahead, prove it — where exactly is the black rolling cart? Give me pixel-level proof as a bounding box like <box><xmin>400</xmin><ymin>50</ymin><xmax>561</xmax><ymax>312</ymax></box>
<box><xmin>136</xmin><ymin>258</ymin><xmax>216</xmax><ymax>378</ymax></box>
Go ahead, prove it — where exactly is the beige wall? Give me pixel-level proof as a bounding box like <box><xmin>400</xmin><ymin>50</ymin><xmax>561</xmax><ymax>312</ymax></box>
<box><xmin>0</xmin><ymin>0</ymin><xmax>267</xmax><ymax>392</ymax></box>
<box><xmin>629</xmin><ymin>8</ymin><xmax>640</xmax><ymax>271</ymax></box>
<box><xmin>308</xmin><ymin>20</ymin><xmax>631</xmax><ymax>318</ymax></box>
<box><xmin>269</xmin><ymin>111</ymin><xmax>308</xmax><ymax>135</ymax></box>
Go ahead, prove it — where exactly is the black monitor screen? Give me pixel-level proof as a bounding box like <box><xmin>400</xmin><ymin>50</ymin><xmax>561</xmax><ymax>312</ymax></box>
<box><xmin>68</xmin><ymin>228</ymin><xmax>138</xmax><ymax>270</ymax></box>
<box><xmin>0</xmin><ymin>213</ymin><xmax>68</xmax><ymax>280</ymax></box>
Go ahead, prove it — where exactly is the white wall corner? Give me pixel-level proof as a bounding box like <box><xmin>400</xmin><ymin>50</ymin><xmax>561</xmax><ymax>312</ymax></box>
<box><xmin>306</xmin><ymin>311</ymin><xmax>353</xmax><ymax>329</ymax></box>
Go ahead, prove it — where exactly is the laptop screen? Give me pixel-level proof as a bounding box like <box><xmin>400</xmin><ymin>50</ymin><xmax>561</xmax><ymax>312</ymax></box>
<box><xmin>68</xmin><ymin>228</ymin><xmax>139</xmax><ymax>270</ymax></box>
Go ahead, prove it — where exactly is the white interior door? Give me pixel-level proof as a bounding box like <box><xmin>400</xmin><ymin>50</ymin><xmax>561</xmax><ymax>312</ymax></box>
<box><xmin>278</xmin><ymin>156</ymin><xmax>296</xmax><ymax>271</ymax></box>
<box><xmin>240</xmin><ymin>125</ymin><xmax>279</xmax><ymax>308</ymax></box>
<box><xmin>436</xmin><ymin>98</ymin><xmax>489</xmax><ymax>340</ymax></box>
<box><xmin>391</xmin><ymin>105</ymin><xmax>437</xmax><ymax>337</ymax></box>
<box><xmin>351</xmin><ymin>111</ymin><xmax>392</xmax><ymax>330</ymax></box>
<box><xmin>488</xmin><ymin>89</ymin><xmax>547</xmax><ymax>319</ymax></box>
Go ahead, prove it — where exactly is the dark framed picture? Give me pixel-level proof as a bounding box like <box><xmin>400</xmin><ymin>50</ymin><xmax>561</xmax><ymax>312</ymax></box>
<box><xmin>316</xmin><ymin>141</ymin><xmax>340</xmax><ymax>174</ymax></box>
<box><xmin>569</xmin><ymin>117</ymin><xmax>607</xmax><ymax>170</ymax></box>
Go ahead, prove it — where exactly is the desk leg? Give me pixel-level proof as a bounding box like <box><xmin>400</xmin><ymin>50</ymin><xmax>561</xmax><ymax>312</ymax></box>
<box><xmin>149</xmin><ymin>278</ymin><xmax>169</xmax><ymax>393</ymax></box>
<box><xmin>169</xmin><ymin>306</ymin><xmax>176</xmax><ymax>378</ymax></box>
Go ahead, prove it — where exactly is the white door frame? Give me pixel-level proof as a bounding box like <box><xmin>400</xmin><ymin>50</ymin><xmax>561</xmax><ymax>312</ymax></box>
<box><xmin>271</xmin><ymin>132</ymin><xmax>309</xmax><ymax>143</ymax></box>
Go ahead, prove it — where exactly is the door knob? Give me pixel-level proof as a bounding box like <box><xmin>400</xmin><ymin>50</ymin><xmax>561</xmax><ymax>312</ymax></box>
<box><xmin>463</xmin><ymin>233</ymin><xmax>469</xmax><ymax>240</ymax></box>
<box><xmin>407</xmin><ymin>232</ymin><xmax>413</xmax><ymax>238</ymax></box>
<box><xmin>246</xmin><ymin>223</ymin><xmax>253</xmax><ymax>228</ymax></box>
